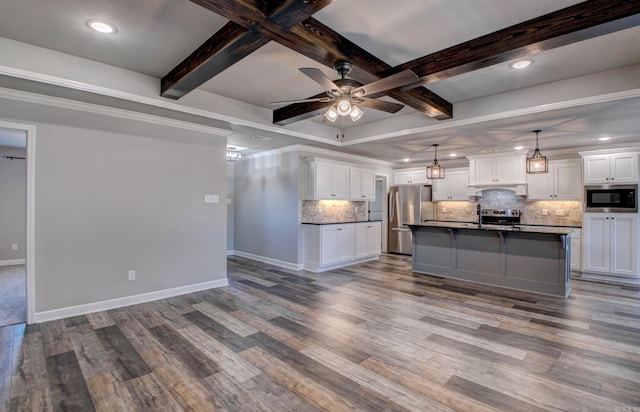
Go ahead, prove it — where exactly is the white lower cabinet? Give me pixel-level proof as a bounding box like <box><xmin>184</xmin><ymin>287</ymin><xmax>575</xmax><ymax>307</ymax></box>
<box><xmin>355</xmin><ymin>222</ymin><xmax>382</xmax><ymax>258</ymax></box>
<box><xmin>303</xmin><ymin>222</ymin><xmax>381</xmax><ymax>272</ymax></box>
<box><xmin>570</xmin><ymin>228</ymin><xmax>581</xmax><ymax>271</ymax></box>
<box><xmin>582</xmin><ymin>213</ymin><xmax>638</xmax><ymax>277</ymax></box>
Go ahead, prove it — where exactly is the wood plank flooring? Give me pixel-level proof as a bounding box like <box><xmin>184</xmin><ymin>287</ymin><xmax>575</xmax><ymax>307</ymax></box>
<box><xmin>2</xmin><ymin>254</ymin><xmax>640</xmax><ymax>411</ymax></box>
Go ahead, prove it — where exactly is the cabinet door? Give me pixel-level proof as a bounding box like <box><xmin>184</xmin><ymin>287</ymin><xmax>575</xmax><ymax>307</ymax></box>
<box><xmin>609</xmin><ymin>214</ymin><xmax>638</xmax><ymax>276</ymax></box>
<box><xmin>335</xmin><ymin>225</ymin><xmax>355</xmax><ymax>262</ymax></box>
<box><xmin>582</xmin><ymin>213</ymin><xmax>610</xmax><ymax>273</ymax></box>
<box><xmin>610</xmin><ymin>153</ymin><xmax>638</xmax><ymax>183</ymax></box>
<box><xmin>554</xmin><ymin>162</ymin><xmax>581</xmax><ymax>200</ymax></box>
<box><xmin>360</xmin><ymin>169</ymin><xmax>376</xmax><ymax>200</ymax></box>
<box><xmin>526</xmin><ymin>170</ymin><xmax>553</xmax><ymax>200</ymax></box>
<box><xmin>409</xmin><ymin>170</ymin><xmax>429</xmax><ymax>184</ymax></box>
<box><xmin>570</xmin><ymin>236</ymin><xmax>581</xmax><ymax>271</ymax></box>
<box><xmin>394</xmin><ymin>171</ymin><xmax>412</xmax><ymax>185</ymax></box>
<box><xmin>448</xmin><ymin>169</ymin><xmax>469</xmax><ymax>200</ymax></box>
<box><xmin>583</xmin><ymin>155</ymin><xmax>610</xmax><ymax>184</ymax></box>
<box><xmin>474</xmin><ymin>158</ymin><xmax>495</xmax><ymax>185</ymax></box>
<box><xmin>321</xmin><ymin>226</ymin><xmax>341</xmax><ymax>265</ymax></box>
<box><xmin>314</xmin><ymin>162</ymin><xmax>334</xmax><ymax>199</ymax></box>
<box><xmin>431</xmin><ymin>178</ymin><xmax>449</xmax><ymax>201</ymax></box>
<box><xmin>349</xmin><ymin>168</ymin><xmax>363</xmax><ymax>200</ymax></box>
<box><xmin>331</xmin><ymin>164</ymin><xmax>349</xmax><ymax>199</ymax></box>
<box><xmin>494</xmin><ymin>156</ymin><xmax>523</xmax><ymax>184</ymax></box>
<box><xmin>355</xmin><ymin>222</ymin><xmax>381</xmax><ymax>257</ymax></box>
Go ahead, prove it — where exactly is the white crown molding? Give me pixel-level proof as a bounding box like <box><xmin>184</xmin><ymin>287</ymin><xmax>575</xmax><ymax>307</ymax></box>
<box><xmin>34</xmin><ymin>278</ymin><xmax>228</xmax><ymax>323</ymax></box>
<box><xmin>244</xmin><ymin>144</ymin><xmax>396</xmax><ymax>167</ymax></box>
<box><xmin>0</xmin><ymin>64</ymin><xmax>341</xmax><ymax>146</ymax></box>
<box><xmin>0</xmin><ymin>86</ymin><xmax>233</xmax><ymax>136</ymax></box>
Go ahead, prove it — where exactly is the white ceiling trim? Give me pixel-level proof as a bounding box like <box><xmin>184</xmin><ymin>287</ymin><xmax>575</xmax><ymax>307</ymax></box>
<box><xmin>0</xmin><ymin>86</ymin><xmax>234</xmax><ymax>136</ymax></box>
<box><xmin>341</xmin><ymin>87</ymin><xmax>640</xmax><ymax>147</ymax></box>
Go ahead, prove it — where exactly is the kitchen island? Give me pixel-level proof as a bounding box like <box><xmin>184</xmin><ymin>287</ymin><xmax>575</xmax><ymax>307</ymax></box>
<box><xmin>408</xmin><ymin>222</ymin><xmax>573</xmax><ymax>297</ymax></box>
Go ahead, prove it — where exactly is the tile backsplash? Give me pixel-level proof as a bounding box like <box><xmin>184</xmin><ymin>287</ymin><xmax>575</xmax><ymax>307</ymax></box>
<box><xmin>302</xmin><ymin>200</ymin><xmax>367</xmax><ymax>223</ymax></box>
<box><xmin>435</xmin><ymin>189</ymin><xmax>582</xmax><ymax>227</ymax></box>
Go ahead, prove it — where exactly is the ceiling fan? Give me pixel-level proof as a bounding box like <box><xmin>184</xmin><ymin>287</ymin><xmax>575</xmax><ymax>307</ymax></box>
<box><xmin>270</xmin><ymin>62</ymin><xmax>419</xmax><ymax>122</ymax></box>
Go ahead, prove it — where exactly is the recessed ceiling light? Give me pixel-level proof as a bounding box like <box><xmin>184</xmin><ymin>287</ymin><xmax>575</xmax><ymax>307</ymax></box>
<box><xmin>87</xmin><ymin>19</ymin><xmax>117</xmax><ymax>34</ymax></box>
<box><xmin>402</xmin><ymin>158</ymin><xmax>410</xmax><ymax>162</ymax></box>
<box><xmin>597</xmin><ymin>136</ymin><xmax>611</xmax><ymax>141</ymax></box>
<box><xmin>514</xmin><ymin>146</ymin><xmax>524</xmax><ymax>150</ymax></box>
<box><xmin>510</xmin><ymin>59</ymin><xmax>533</xmax><ymax>69</ymax></box>
<box><xmin>448</xmin><ymin>153</ymin><xmax>457</xmax><ymax>157</ymax></box>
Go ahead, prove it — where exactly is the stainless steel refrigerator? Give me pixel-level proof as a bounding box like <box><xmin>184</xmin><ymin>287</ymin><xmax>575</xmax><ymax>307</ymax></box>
<box><xmin>388</xmin><ymin>185</ymin><xmax>435</xmax><ymax>255</ymax></box>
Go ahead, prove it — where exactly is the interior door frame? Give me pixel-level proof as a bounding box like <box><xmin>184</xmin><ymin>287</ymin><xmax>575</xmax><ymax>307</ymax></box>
<box><xmin>0</xmin><ymin>120</ymin><xmax>36</xmax><ymax>324</ymax></box>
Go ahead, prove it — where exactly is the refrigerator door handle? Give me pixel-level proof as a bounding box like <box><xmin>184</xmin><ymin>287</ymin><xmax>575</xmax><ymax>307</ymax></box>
<box><xmin>388</xmin><ymin>192</ymin><xmax>395</xmax><ymax>221</ymax></box>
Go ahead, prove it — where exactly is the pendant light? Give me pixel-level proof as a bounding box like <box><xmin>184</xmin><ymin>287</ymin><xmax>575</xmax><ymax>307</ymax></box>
<box><xmin>426</xmin><ymin>144</ymin><xmax>445</xmax><ymax>179</ymax></box>
<box><xmin>526</xmin><ymin>129</ymin><xmax>548</xmax><ymax>174</ymax></box>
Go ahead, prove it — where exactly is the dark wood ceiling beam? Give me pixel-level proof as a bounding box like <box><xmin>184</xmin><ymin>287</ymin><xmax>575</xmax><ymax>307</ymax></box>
<box><xmin>289</xmin><ymin>17</ymin><xmax>452</xmax><ymax>119</ymax></box>
<box><xmin>162</xmin><ymin>0</ymin><xmax>332</xmax><ymax>99</ymax></box>
<box><xmin>161</xmin><ymin>22</ymin><xmax>268</xmax><ymax>99</ymax></box>
<box><xmin>186</xmin><ymin>0</ymin><xmax>453</xmax><ymax>121</ymax></box>
<box><xmin>394</xmin><ymin>0</ymin><xmax>640</xmax><ymax>85</ymax></box>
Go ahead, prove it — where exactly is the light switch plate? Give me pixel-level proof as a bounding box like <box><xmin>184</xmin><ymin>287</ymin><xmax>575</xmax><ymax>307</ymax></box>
<box><xmin>205</xmin><ymin>194</ymin><xmax>219</xmax><ymax>203</ymax></box>
<box><xmin>555</xmin><ymin>209</ymin><xmax>564</xmax><ymax>216</ymax></box>
<box><xmin>542</xmin><ymin>209</ymin><xmax>548</xmax><ymax>216</ymax></box>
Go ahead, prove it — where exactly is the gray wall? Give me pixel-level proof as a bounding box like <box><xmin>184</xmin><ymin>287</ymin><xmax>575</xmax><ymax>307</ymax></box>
<box><xmin>0</xmin><ymin>97</ymin><xmax>229</xmax><ymax>313</ymax></box>
<box><xmin>226</xmin><ymin>163</ymin><xmax>235</xmax><ymax>253</ymax></box>
<box><xmin>0</xmin><ymin>146</ymin><xmax>26</xmax><ymax>261</ymax></box>
<box><xmin>234</xmin><ymin>150</ymin><xmax>301</xmax><ymax>265</ymax></box>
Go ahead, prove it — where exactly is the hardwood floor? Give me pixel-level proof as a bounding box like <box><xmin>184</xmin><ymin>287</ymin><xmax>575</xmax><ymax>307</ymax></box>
<box><xmin>2</xmin><ymin>254</ymin><xmax>640</xmax><ymax>411</ymax></box>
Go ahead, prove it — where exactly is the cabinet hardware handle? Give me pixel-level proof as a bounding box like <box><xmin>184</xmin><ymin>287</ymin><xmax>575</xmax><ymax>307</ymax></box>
<box><xmin>337</xmin><ymin>228</ymin><xmax>342</xmax><ymax>230</ymax></box>
<box><xmin>611</xmin><ymin>177</ymin><xmax>615</xmax><ymax>181</ymax></box>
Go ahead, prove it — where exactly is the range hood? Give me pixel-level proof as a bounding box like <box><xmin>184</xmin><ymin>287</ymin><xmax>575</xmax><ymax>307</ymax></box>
<box><xmin>468</xmin><ymin>184</ymin><xmax>528</xmax><ymax>197</ymax></box>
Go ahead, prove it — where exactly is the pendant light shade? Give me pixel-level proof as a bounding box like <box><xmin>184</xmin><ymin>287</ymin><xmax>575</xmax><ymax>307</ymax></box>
<box><xmin>426</xmin><ymin>144</ymin><xmax>445</xmax><ymax>179</ymax></box>
<box><xmin>526</xmin><ymin>129</ymin><xmax>548</xmax><ymax>174</ymax></box>
<box><xmin>324</xmin><ymin>105</ymin><xmax>338</xmax><ymax>122</ymax></box>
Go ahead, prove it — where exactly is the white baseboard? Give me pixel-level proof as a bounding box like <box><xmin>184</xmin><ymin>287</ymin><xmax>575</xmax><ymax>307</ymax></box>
<box><xmin>226</xmin><ymin>250</ymin><xmax>234</xmax><ymax>256</ymax></box>
<box><xmin>34</xmin><ymin>278</ymin><xmax>229</xmax><ymax>323</ymax></box>
<box><xmin>231</xmin><ymin>250</ymin><xmax>303</xmax><ymax>271</ymax></box>
<box><xmin>0</xmin><ymin>259</ymin><xmax>25</xmax><ymax>267</ymax></box>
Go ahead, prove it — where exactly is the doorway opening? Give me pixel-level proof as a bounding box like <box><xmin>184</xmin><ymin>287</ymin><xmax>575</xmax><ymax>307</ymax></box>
<box><xmin>0</xmin><ymin>128</ymin><xmax>27</xmax><ymax>326</ymax></box>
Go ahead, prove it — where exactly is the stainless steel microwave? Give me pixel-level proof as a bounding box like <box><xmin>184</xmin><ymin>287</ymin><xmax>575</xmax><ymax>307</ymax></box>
<box><xmin>584</xmin><ymin>184</ymin><xmax>637</xmax><ymax>213</ymax></box>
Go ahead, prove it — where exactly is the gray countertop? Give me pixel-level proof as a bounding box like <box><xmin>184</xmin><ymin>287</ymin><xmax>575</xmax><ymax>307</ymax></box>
<box><xmin>410</xmin><ymin>221</ymin><xmax>574</xmax><ymax>235</ymax></box>
<box><xmin>302</xmin><ymin>221</ymin><xmax>381</xmax><ymax>225</ymax></box>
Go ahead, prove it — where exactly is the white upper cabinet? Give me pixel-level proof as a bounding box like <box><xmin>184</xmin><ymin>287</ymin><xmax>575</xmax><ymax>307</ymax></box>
<box><xmin>467</xmin><ymin>154</ymin><xmax>526</xmax><ymax>186</ymax></box>
<box><xmin>393</xmin><ymin>168</ymin><xmax>430</xmax><ymax>185</ymax></box>
<box><xmin>304</xmin><ymin>160</ymin><xmax>349</xmax><ymax>200</ymax></box>
<box><xmin>349</xmin><ymin>167</ymin><xmax>376</xmax><ymax>201</ymax></box>
<box><xmin>432</xmin><ymin>168</ymin><xmax>469</xmax><ymax>201</ymax></box>
<box><xmin>583</xmin><ymin>152</ymin><xmax>638</xmax><ymax>184</ymax></box>
<box><xmin>527</xmin><ymin>160</ymin><xmax>581</xmax><ymax>200</ymax></box>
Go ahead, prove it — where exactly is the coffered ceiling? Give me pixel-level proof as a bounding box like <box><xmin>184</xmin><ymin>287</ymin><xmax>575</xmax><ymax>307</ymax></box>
<box><xmin>0</xmin><ymin>0</ymin><xmax>638</xmax><ymax>165</ymax></box>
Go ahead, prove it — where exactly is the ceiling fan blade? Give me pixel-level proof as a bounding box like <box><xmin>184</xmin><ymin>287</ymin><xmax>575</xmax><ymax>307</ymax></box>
<box><xmin>299</xmin><ymin>68</ymin><xmax>343</xmax><ymax>96</ymax></box>
<box><xmin>358</xmin><ymin>97</ymin><xmax>404</xmax><ymax>113</ymax></box>
<box><xmin>269</xmin><ymin>97</ymin><xmax>332</xmax><ymax>105</ymax></box>
<box><xmin>351</xmin><ymin>70</ymin><xmax>419</xmax><ymax>97</ymax></box>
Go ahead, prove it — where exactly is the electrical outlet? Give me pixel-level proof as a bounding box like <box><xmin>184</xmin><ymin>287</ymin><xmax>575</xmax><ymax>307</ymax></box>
<box><xmin>555</xmin><ymin>209</ymin><xmax>564</xmax><ymax>216</ymax></box>
<box><xmin>11</xmin><ymin>244</ymin><xmax>18</xmax><ymax>251</ymax></box>
<box><xmin>355</xmin><ymin>206</ymin><xmax>358</xmax><ymax>212</ymax></box>
<box><xmin>542</xmin><ymin>209</ymin><xmax>548</xmax><ymax>216</ymax></box>
<box><xmin>318</xmin><ymin>207</ymin><xmax>322</xmax><ymax>213</ymax></box>
<box><xmin>128</xmin><ymin>270</ymin><xmax>136</xmax><ymax>280</ymax></box>
<box><xmin>442</xmin><ymin>207</ymin><xmax>447</xmax><ymax>214</ymax></box>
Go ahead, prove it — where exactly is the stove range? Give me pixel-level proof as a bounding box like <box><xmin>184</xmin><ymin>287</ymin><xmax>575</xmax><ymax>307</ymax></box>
<box><xmin>479</xmin><ymin>208</ymin><xmax>521</xmax><ymax>227</ymax></box>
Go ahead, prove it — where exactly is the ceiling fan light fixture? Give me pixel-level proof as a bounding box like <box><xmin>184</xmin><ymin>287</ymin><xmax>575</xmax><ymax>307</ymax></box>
<box><xmin>336</xmin><ymin>98</ymin><xmax>352</xmax><ymax>116</ymax></box>
<box><xmin>349</xmin><ymin>105</ymin><xmax>363</xmax><ymax>121</ymax></box>
<box><xmin>324</xmin><ymin>106</ymin><xmax>338</xmax><ymax>122</ymax></box>
<box><xmin>226</xmin><ymin>149</ymin><xmax>242</xmax><ymax>162</ymax></box>
<box><xmin>426</xmin><ymin>144</ymin><xmax>445</xmax><ymax>179</ymax></box>
<box><xmin>526</xmin><ymin>130</ymin><xmax>548</xmax><ymax>174</ymax></box>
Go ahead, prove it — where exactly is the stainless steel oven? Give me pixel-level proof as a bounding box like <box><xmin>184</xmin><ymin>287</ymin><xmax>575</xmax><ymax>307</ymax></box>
<box><xmin>584</xmin><ymin>184</ymin><xmax>637</xmax><ymax>212</ymax></box>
